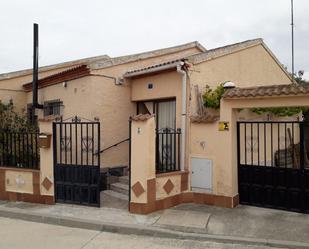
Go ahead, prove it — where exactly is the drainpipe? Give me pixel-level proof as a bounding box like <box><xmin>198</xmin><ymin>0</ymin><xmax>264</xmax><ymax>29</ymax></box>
<box><xmin>177</xmin><ymin>62</ymin><xmax>187</xmax><ymax>171</ymax></box>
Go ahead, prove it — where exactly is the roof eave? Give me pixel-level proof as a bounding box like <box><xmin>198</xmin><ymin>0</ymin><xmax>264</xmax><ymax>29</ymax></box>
<box><xmin>0</xmin><ymin>55</ymin><xmax>109</xmax><ymax>81</ymax></box>
<box><xmin>123</xmin><ymin>61</ymin><xmax>182</xmax><ymax>78</ymax></box>
<box><xmin>223</xmin><ymin>93</ymin><xmax>309</xmax><ymax>100</ymax></box>
<box><xmin>22</xmin><ymin>65</ymin><xmax>91</xmax><ymax>91</ymax></box>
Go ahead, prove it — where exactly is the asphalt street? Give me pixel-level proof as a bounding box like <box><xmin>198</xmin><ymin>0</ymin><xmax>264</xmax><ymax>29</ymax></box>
<box><xmin>0</xmin><ymin>217</ymin><xmax>286</xmax><ymax>249</ymax></box>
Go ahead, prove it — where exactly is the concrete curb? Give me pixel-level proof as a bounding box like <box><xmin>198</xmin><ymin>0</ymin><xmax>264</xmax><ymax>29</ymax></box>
<box><xmin>0</xmin><ymin>208</ymin><xmax>308</xmax><ymax>249</ymax></box>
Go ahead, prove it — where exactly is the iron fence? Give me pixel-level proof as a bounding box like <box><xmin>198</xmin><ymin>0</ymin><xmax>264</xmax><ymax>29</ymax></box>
<box><xmin>0</xmin><ymin>130</ymin><xmax>40</xmax><ymax>169</ymax></box>
<box><xmin>237</xmin><ymin>121</ymin><xmax>309</xmax><ymax>213</ymax></box>
<box><xmin>156</xmin><ymin>128</ymin><xmax>181</xmax><ymax>173</ymax></box>
<box><xmin>237</xmin><ymin>121</ymin><xmax>309</xmax><ymax>168</ymax></box>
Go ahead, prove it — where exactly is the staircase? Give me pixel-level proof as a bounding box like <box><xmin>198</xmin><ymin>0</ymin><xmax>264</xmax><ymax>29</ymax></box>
<box><xmin>101</xmin><ymin>175</ymin><xmax>129</xmax><ymax>209</ymax></box>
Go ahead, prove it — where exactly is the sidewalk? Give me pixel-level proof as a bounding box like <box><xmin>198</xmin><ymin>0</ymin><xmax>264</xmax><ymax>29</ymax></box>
<box><xmin>0</xmin><ymin>200</ymin><xmax>308</xmax><ymax>248</ymax></box>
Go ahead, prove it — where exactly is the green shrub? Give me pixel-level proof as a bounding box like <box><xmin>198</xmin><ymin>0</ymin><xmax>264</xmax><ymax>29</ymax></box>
<box><xmin>202</xmin><ymin>83</ymin><xmax>226</xmax><ymax>109</ymax></box>
<box><xmin>0</xmin><ymin>102</ymin><xmax>37</xmax><ymax>132</ymax></box>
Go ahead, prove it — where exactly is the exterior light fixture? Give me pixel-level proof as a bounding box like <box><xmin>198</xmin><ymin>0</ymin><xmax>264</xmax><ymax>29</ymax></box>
<box><xmin>223</xmin><ymin>81</ymin><xmax>236</xmax><ymax>89</ymax></box>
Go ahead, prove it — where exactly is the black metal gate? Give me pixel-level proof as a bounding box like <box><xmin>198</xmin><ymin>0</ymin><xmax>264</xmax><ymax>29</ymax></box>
<box><xmin>237</xmin><ymin>121</ymin><xmax>309</xmax><ymax>213</ymax></box>
<box><xmin>53</xmin><ymin>116</ymin><xmax>101</xmax><ymax>207</ymax></box>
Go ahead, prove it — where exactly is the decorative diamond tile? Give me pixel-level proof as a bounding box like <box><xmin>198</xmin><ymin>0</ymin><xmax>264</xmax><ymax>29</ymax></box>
<box><xmin>163</xmin><ymin>179</ymin><xmax>174</xmax><ymax>194</ymax></box>
<box><xmin>132</xmin><ymin>181</ymin><xmax>145</xmax><ymax>197</ymax></box>
<box><xmin>42</xmin><ymin>177</ymin><xmax>53</xmax><ymax>191</ymax></box>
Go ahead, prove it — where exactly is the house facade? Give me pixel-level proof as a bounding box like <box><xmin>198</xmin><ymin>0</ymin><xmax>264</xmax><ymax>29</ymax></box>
<box><xmin>0</xmin><ymin>41</ymin><xmax>205</xmax><ymax>168</ymax></box>
<box><xmin>2</xmin><ymin>38</ymin><xmax>305</xmax><ymax>213</ymax></box>
<box><xmin>124</xmin><ymin>39</ymin><xmax>294</xmax><ymax>213</ymax></box>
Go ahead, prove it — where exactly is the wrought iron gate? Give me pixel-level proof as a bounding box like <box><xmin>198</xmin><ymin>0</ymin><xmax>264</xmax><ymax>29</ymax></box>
<box><xmin>53</xmin><ymin>116</ymin><xmax>101</xmax><ymax>207</ymax></box>
<box><xmin>237</xmin><ymin>121</ymin><xmax>309</xmax><ymax>213</ymax></box>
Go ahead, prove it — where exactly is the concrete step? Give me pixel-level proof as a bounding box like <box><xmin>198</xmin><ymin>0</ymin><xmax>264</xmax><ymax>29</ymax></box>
<box><xmin>102</xmin><ymin>190</ymin><xmax>128</xmax><ymax>201</ymax></box>
<box><xmin>119</xmin><ymin>176</ymin><xmax>129</xmax><ymax>185</ymax></box>
<box><xmin>110</xmin><ymin>182</ymin><xmax>129</xmax><ymax>195</ymax></box>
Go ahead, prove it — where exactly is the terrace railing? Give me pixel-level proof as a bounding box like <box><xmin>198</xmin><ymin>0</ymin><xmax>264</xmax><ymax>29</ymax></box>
<box><xmin>156</xmin><ymin>128</ymin><xmax>181</xmax><ymax>173</ymax></box>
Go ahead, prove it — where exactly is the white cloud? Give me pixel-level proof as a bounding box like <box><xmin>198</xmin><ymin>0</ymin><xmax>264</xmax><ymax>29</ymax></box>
<box><xmin>0</xmin><ymin>0</ymin><xmax>308</xmax><ymax>74</ymax></box>
<box><xmin>303</xmin><ymin>72</ymin><xmax>309</xmax><ymax>81</ymax></box>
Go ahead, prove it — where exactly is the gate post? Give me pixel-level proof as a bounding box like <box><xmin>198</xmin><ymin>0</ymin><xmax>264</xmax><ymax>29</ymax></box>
<box><xmin>38</xmin><ymin>120</ymin><xmax>55</xmax><ymax>202</ymax></box>
<box><xmin>129</xmin><ymin>115</ymin><xmax>156</xmax><ymax>214</ymax></box>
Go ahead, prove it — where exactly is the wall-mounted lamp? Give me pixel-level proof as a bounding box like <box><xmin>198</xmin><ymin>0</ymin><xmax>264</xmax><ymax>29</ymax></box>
<box><xmin>223</xmin><ymin>81</ymin><xmax>236</xmax><ymax>89</ymax></box>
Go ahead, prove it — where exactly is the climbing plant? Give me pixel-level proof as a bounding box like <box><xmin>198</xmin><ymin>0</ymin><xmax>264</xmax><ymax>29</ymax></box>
<box><xmin>202</xmin><ymin>83</ymin><xmax>226</xmax><ymax>109</ymax></box>
<box><xmin>251</xmin><ymin>107</ymin><xmax>308</xmax><ymax>117</ymax></box>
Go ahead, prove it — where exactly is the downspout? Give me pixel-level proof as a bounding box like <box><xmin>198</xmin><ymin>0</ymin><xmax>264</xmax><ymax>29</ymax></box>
<box><xmin>177</xmin><ymin>62</ymin><xmax>187</xmax><ymax>171</ymax></box>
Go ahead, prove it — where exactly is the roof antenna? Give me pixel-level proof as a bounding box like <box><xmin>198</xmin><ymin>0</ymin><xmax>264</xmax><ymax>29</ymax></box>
<box><xmin>291</xmin><ymin>0</ymin><xmax>295</xmax><ymax>83</ymax></box>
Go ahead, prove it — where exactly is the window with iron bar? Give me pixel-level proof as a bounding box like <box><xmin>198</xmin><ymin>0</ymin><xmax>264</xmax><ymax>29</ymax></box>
<box><xmin>43</xmin><ymin>99</ymin><xmax>63</xmax><ymax>117</ymax></box>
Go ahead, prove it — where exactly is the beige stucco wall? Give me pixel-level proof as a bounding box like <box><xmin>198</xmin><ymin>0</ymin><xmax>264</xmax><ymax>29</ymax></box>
<box><xmin>130</xmin><ymin>118</ymin><xmax>156</xmax><ymax>204</ymax></box>
<box><xmin>38</xmin><ymin>120</ymin><xmax>54</xmax><ymax>196</ymax></box>
<box><xmin>191</xmin><ymin>44</ymin><xmax>290</xmax><ymax>89</ymax></box>
<box><xmin>131</xmin><ymin>71</ymin><xmax>182</xmax><ymax>127</ymax></box>
<box><xmin>130</xmin><ymin>43</ymin><xmax>294</xmax><ymax>196</ymax></box>
<box><xmin>156</xmin><ymin>174</ymin><xmax>181</xmax><ymax>200</ymax></box>
<box><xmin>0</xmin><ymin>66</ymin><xmax>79</xmax><ymax>114</ymax></box>
<box><xmin>5</xmin><ymin>170</ymin><xmax>33</xmax><ymax>194</ymax></box>
<box><xmin>201</xmin><ymin>95</ymin><xmax>309</xmax><ymax>197</ymax></box>
<box><xmin>1</xmin><ymin>43</ymin><xmax>292</xmax><ymax>174</ymax></box>
<box><xmin>27</xmin><ymin>76</ymin><xmax>123</xmax><ymax>168</ymax></box>
<box><xmin>90</xmin><ymin>47</ymin><xmax>201</xmax><ymax>168</ymax></box>
<box><xmin>12</xmin><ymin>46</ymin><xmax>200</xmax><ymax>169</ymax></box>
<box><xmin>189</xmin><ymin>44</ymin><xmax>291</xmax><ymax>116</ymax></box>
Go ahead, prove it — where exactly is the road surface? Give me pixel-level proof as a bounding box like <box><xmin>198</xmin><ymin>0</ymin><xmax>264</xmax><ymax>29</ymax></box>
<box><xmin>0</xmin><ymin>217</ymin><xmax>285</xmax><ymax>249</ymax></box>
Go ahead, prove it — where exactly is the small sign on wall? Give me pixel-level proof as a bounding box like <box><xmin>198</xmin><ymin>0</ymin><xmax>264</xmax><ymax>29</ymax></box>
<box><xmin>218</xmin><ymin>121</ymin><xmax>229</xmax><ymax>131</ymax></box>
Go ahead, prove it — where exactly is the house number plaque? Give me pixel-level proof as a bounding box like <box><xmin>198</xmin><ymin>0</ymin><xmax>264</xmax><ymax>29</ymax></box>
<box><xmin>218</xmin><ymin>121</ymin><xmax>229</xmax><ymax>131</ymax></box>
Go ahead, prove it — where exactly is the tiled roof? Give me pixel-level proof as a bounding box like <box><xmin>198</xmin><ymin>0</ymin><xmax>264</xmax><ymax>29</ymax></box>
<box><xmin>123</xmin><ymin>38</ymin><xmax>283</xmax><ymax>79</ymax></box>
<box><xmin>1</xmin><ymin>41</ymin><xmax>205</xmax><ymax>80</ymax></box>
<box><xmin>190</xmin><ymin>114</ymin><xmax>220</xmax><ymax>123</ymax></box>
<box><xmin>223</xmin><ymin>84</ymin><xmax>309</xmax><ymax>99</ymax></box>
<box><xmin>90</xmin><ymin>41</ymin><xmax>206</xmax><ymax>70</ymax></box>
<box><xmin>124</xmin><ymin>60</ymin><xmax>184</xmax><ymax>77</ymax></box>
<box><xmin>187</xmin><ymin>38</ymin><xmax>263</xmax><ymax>64</ymax></box>
<box><xmin>0</xmin><ymin>55</ymin><xmax>109</xmax><ymax>81</ymax></box>
<box><xmin>131</xmin><ymin>114</ymin><xmax>155</xmax><ymax>121</ymax></box>
<box><xmin>23</xmin><ymin>65</ymin><xmax>90</xmax><ymax>91</ymax></box>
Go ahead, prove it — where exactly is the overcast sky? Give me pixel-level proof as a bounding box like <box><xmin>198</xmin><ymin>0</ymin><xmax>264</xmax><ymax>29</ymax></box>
<box><xmin>0</xmin><ymin>0</ymin><xmax>308</xmax><ymax>78</ymax></box>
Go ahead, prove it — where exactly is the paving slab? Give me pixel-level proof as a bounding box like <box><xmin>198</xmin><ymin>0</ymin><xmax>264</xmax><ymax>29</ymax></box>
<box><xmin>0</xmin><ymin>200</ymin><xmax>160</xmax><ymax>226</ymax></box>
<box><xmin>173</xmin><ymin>203</ymin><xmax>309</xmax><ymax>244</ymax></box>
<box><xmin>155</xmin><ymin>209</ymin><xmax>210</xmax><ymax>232</ymax></box>
<box><xmin>1</xmin><ymin>200</ymin><xmax>309</xmax><ymax>248</ymax></box>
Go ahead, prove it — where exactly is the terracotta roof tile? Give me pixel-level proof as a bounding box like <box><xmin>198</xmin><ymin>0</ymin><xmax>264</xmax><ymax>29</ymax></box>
<box><xmin>0</xmin><ymin>55</ymin><xmax>109</xmax><ymax>81</ymax></box>
<box><xmin>91</xmin><ymin>41</ymin><xmax>206</xmax><ymax>70</ymax></box>
<box><xmin>131</xmin><ymin>114</ymin><xmax>155</xmax><ymax>121</ymax></box>
<box><xmin>223</xmin><ymin>84</ymin><xmax>309</xmax><ymax>99</ymax></box>
<box><xmin>127</xmin><ymin>60</ymin><xmax>182</xmax><ymax>74</ymax></box>
<box><xmin>190</xmin><ymin>113</ymin><xmax>220</xmax><ymax>123</ymax></box>
<box><xmin>22</xmin><ymin>65</ymin><xmax>90</xmax><ymax>91</ymax></box>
